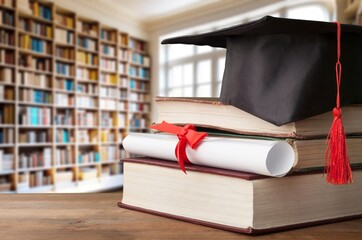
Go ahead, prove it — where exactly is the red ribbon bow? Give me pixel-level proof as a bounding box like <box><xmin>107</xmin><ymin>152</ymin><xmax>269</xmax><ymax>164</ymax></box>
<box><xmin>150</xmin><ymin>121</ymin><xmax>208</xmax><ymax>173</ymax></box>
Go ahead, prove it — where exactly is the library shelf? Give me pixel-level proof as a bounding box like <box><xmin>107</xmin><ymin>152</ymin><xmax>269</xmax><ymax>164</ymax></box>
<box><xmin>0</xmin><ymin>0</ymin><xmax>150</xmax><ymax>193</ymax></box>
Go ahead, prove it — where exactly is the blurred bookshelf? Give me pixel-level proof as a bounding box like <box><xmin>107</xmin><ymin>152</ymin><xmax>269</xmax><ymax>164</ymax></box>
<box><xmin>336</xmin><ymin>0</ymin><xmax>362</xmax><ymax>25</ymax></box>
<box><xmin>0</xmin><ymin>0</ymin><xmax>151</xmax><ymax>193</ymax></box>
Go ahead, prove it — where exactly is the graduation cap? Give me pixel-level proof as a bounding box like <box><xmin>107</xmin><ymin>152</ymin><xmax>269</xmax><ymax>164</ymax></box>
<box><xmin>161</xmin><ymin>16</ymin><xmax>362</xmax><ymax>184</ymax></box>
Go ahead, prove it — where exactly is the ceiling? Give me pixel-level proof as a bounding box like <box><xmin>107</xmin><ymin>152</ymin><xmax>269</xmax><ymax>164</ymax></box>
<box><xmin>109</xmin><ymin>0</ymin><xmax>221</xmax><ymax>23</ymax></box>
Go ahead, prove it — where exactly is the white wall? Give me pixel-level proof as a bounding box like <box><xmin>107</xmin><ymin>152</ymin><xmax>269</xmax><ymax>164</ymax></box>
<box><xmin>49</xmin><ymin>0</ymin><xmax>149</xmax><ymax>40</ymax></box>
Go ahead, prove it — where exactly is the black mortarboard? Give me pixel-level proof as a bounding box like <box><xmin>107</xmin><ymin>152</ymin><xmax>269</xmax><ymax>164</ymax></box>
<box><xmin>161</xmin><ymin>16</ymin><xmax>362</xmax><ymax>126</ymax></box>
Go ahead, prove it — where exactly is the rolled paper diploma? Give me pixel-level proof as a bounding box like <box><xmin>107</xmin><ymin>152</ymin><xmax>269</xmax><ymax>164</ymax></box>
<box><xmin>123</xmin><ymin>133</ymin><xmax>295</xmax><ymax>177</ymax></box>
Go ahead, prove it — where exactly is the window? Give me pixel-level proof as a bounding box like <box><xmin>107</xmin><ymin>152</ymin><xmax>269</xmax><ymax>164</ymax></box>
<box><xmin>159</xmin><ymin>1</ymin><xmax>333</xmax><ymax>98</ymax></box>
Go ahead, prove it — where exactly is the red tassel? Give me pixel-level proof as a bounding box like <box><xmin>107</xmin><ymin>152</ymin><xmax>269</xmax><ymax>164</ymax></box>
<box><xmin>325</xmin><ymin>22</ymin><xmax>353</xmax><ymax>185</ymax></box>
<box><xmin>325</xmin><ymin>108</ymin><xmax>352</xmax><ymax>184</ymax></box>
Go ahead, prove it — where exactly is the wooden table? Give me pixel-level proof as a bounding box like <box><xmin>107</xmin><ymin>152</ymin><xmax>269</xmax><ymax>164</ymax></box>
<box><xmin>0</xmin><ymin>192</ymin><xmax>361</xmax><ymax>240</ymax></box>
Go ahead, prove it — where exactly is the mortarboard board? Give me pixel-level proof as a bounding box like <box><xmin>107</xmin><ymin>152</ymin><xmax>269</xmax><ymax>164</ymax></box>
<box><xmin>161</xmin><ymin>16</ymin><xmax>362</xmax><ymax>126</ymax></box>
<box><xmin>161</xmin><ymin>16</ymin><xmax>362</xmax><ymax>184</ymax></box>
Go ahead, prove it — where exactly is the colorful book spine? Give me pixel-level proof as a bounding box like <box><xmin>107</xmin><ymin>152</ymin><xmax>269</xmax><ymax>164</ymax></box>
<box><xmin>19</xmin><ymin>106</ymin><xmax>51</xmax><ymax>126</ymax></box>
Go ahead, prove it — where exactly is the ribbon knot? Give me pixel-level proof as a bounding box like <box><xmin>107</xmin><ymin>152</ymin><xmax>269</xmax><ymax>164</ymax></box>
<box><xmin>150</xmin><ymin>121</ymin><xmax>208</xmax><ymax>173</ymax></box>
<box><xmin>333</xmin><ymin>107</ymin><xmax>341</xmax><ymax>119</ymax></box>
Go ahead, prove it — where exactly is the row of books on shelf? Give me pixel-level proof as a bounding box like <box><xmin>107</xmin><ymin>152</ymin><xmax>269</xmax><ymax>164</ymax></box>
<box><xmin>0</xmin><ymin>128</ymin><xmax>13</xmax><ymax>143</ymax></box>
<box><xmin>0</xmin><ymin>105</ymin><xmax>14</xmax><ymax>124</ymax></box>
<box><xmin>118</xmin><ymin>101</ymin><xmax>126</xmax><ymax>111</ymax></box>
<box><xmin>55</xmin><ymin>13</ymin><xmax>74</xmax><ymax>28</ymax></box>
<box><xmin>77</xmin><ymin>129</ymin><xmax>98</xmax><ymax>143</ymax></box>
<box><xmin>19</xmin><ymin>88</ymin><xmax>52</xmax><ymax>104</ymax></box>
<box><xmin>101</xmin><ymin>45</ymin><xmax>115</xmax><ymax>57</ymax></box>
<box><xmin>131</xmin><ymin>52</ymin><xmax>150</xmax><ymax>67</ymax></box>
<box><xmin>77</xmin><ymin>51</ymin><xmax>98</xmax><ymax>65</ymax></box>
<box><xmin>100</xmin><ymin>145</ymin><xmax>117</xmax><ymax>162</ymax></box>
<box><xmin>0</xmin><ymin>9</ymin><xmax>14</xmax><ymax>26</ymax></box>
<box><xmin>18</xmin><ymin>171</ymin><xmax>51</xmax><ymax>189</ymax></box>
<box><xmin>18</xmin><ymin>55</ymin><xmax>51</xmax><ymax>72</ymax></box>
<box><xmin>19</xmin><ymin>129</ymin><xmax>50</xmax><ymax>143</ymax></box>
<box><xmin>77</xmin><ymin>37</ymin><xmax>97</xmax><ymax>51</ymax></box>
<box><xmin>100</xmin><ymin>98</ymin><xmax>117</xmax><ymax>110</ymax></box>
<box><xmin>55</xmin><ymin>47</ymin><xmax>74</xmax><ymax>60</ymax></box>
<box><xmin>0</xmin><ymin>106</ymin><xmax>129</xmax><ymax>126</ymax></box>
<box><xmin>118</xmin><ymin>62</ymin><xmax>126</xmax><ymax>74</ymax></box>
<box><xmin>78</xmin><ymin>149</ymin><xmax>99</xmax><ymax>164</ymax></box>
<box><xmin>56</xmin><ymin>62</ymin><xmax>74</xmax><ymax>76</ymax></box>
<box><xmin>0</xmin><ymin>49</ymin><xmax>14</xmax><ymax>64</ymax></box>
<box><xmin>55</xmin><ymin>93</ymin><xmax>74</xmax><ymax>106</ymax></box>
<box><xmin>18</xmin><ymin>148</ymin><xmax>51</xmax><ymax>169</ymax></box>
<box><xmin>77</xmin><ymin>95</ymin><xmax>97</xmax><ymax>108</ymax></box>
<box><xmin>76</xmin><ymin>68</ymin><xmax>97</xmax><ymax>80</ymax></box>
<box><xmin>0</xmin><ymin>67</ymin><xmax>13</xmax><ymax>83</ymax></box>
<box><xmin>76</xmin><ymin>21</ymin><xmax>97</xmax><ymax>37</ymax></box>
<box><xmin>2</xmin><ymin>147</ymin><xmax>123</xmax><ymax>172</ymax></box>
<box><xmin>100</xmin><ymin>112</ymin><xmax>126</xmax><ymax>127</ymax></box>
<box><xmin>56</xmin><ymin>79</ymin><xmax>73</xmax><ymax>91</ymax></box>
<box><xmin>29</xmin><ymin>1</ymin><xmax>52</xmax><ymax>20</ymax></box>
<box><xmin>130</xmin><ymin>79</ymin><xmax>148</xmax><ymax>91</ymax></box>
<box><xmin>56</xmin><ymin>170</ymin><xmax>73</xmax><ymax>183</ymax></box>
<box><xmin>77</xmin><ymin>82</ymin><xmax>97</xmax><ymax>94</ymax></box>
<box><xmin>54</xmin><ymin>109</ymin><xmax>72</xmax><ymax>125</ymax></box>
<box><xmin>14</xmin><ymin>164</ymin><xmax>122</xmax><ymax>191</ymax></box>
<box><xmin>118</xmin><ymin>48</ymin><xmax>128</xmax><ymax>60</ymax></box>
<box><xmin>77</xmin><ymin>110</ymin><xmax>96</xmax><ymax>126</ymax></box>
<box><xmin>129</xmin><ymin>66</ymin><xmax>149</xmax><ymax>79</ymax></box>
<box><xmin>18</xmin><ymin>18</ymin><xmax>52</xmax><ymax>39</ymax></box>
<box><xmin>55</xmin><ymin>28</ymin><xmax>73</xmax><ymax>44</ymax></box>
<box><xmin>129</xmin><ymin>114</ymin><xmax>146</xmax><ymax>129</ymax></box>
<box><xmin>19</xmin><ymin>71</ymin><xmax>51</xmax><ymax>87</ymax></box>
<box><xmin>18</xmin><ymin>106</ymin><xmax>51</xmax><ymax>125</ymax></box>
<box><xmin>0</xmin><ymin>175</ymin><xmax>11</xmax><ymax>191</ymax></box>
<box><xmin>0</xmin><ymin>29</ymin><xmax>14</xmax><ymax>46</ymax></box>
<box><xmin>129</xmin><ymin>39</ymin><xmax>145</xmax><ymax>52</ymax></box>
<box><xmin>99</xmin><ymin>86</ymin><xmax>118</xmax><ymax>98</ymax></box>
<box><xmin>120</xmin><ymin>89</ymin><xmax>127</xmax><ymax>99</ymax></box>
<box><xmin>0</xmin><ymin>67</ymin><xmax>11</xmax><ymax>83</ymax></box>
<box><xmin>100</xmin><ymin>58</ymin><xmax>116</xmax><ymax>71</ymax></box>
<box><xmin>100</xmin><ymin>29</ymin><xmax>116</xmax><ymax>42</ymax></box>
<box><xmin>55</xmin><ymin>147</ymin><xmax>72</xmax><ymax>165</ymax></box>
<box><xmin>100</xmin><ymin>73</ymin><xmax>117</xmax><ymax>85</ymax></box>
<box><xmin>0</xmin><ymin>0</ymin><xmax>13</xmax><ymax>8</ymax></box>
<box><xmin>0</xmin><ymin>85</ymin><xmax>14</xmax><ymax>100</ymax></box>
<box><xmin>0</xmin><ymin>150</ymin><xmax>13</xmax><ymax>171</ymax></box>
<box><xmin>56</xmin><ymin>129</ymin><xmax>72</xmax><ymax>143</ymax></box>
<box><xmin>129</xmin><ymin>102</ymin><xmax>150</xmax><ymax>112</ymax></box>
<box><xmin>100</xmin><ymin>130</ymin><xmax>116</xmax><ymax>142</ymax></box>
<box><xmin>3</xmin><ymin>129</ymin><xmax>126</xmax><ymax>144</ymax></box>
<box><xmin>129</xmin><ymin>92</ymin><xmax>150</xmax><ymax>102</ymax></box>
<box><xmin>18</xmin><ymin>35</ymin><xmax>51</xmax><ymax>54</ymax></box>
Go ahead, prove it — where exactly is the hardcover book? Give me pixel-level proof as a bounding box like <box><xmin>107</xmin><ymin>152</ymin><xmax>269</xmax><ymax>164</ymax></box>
<box><xmin>155</xmin><ymin>97</ymin><xmax>362</xmax><ymax>139</ymax></box>
<box><xmin>119</xmin><ymin>158</ymin><xmax>362</xmax><ymax>234</ymax></box>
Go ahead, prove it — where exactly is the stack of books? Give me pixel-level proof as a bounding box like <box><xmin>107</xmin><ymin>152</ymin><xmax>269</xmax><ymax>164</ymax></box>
<box><xmin>119</xmin><ymin>97</ymin><xmax>362</xmax><ymax>234</ymax></box>
<box><xmin>119</xmin><ymin>16</ymin><xmax>362</xmax><ymax>234</ymax></box>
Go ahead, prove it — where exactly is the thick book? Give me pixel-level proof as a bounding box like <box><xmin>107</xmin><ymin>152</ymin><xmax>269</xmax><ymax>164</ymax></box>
<box><xmin>155</xmin><ymin>97</ymin><xmax>362</xmax><ymax>139</ymax></box>
<box><xmin>119</xmin><ymin>158</ymin><xmax>362</xmax><ymax>234</ymax></box>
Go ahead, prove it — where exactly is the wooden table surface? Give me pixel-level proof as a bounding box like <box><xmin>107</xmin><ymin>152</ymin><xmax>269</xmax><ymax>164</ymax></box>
<box><xmin>0</xmin><ymin>192</ymin><xmax>361</xmax><ymax>240</ymax></box>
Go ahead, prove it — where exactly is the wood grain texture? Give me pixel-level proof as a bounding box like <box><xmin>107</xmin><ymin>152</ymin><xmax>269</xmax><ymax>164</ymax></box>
<box><xmin>0</xmin><ymin>192</ymin><xmax>361</xmax><ymax>240</ymax></box>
